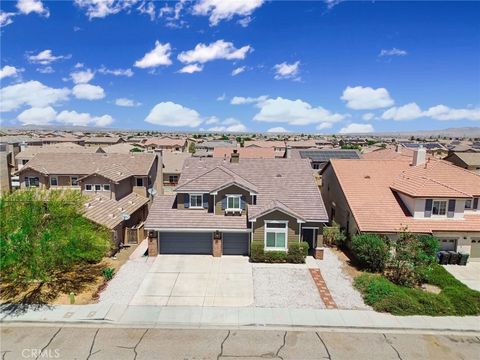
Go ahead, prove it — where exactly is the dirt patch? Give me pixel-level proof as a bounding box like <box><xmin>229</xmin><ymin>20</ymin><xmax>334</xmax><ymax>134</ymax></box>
<box><xmin>421</xmin><ymin>283</ymin><xmax>442</xmax><ymax>294</ymax></box>
<box><xmin>0</xmin><ymin>244</ymin><xmax>137</xmax><ymax>306</ymax></box>
<box><xmin>329</xmin><ymin>247</ymin><xmax>363</xmax><ymax>279</ymax></box>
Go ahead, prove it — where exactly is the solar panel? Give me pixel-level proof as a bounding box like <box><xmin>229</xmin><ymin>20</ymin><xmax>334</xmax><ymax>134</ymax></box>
<box><xmin>299</xmin><ymin>150</ymin><xmax>360</xmax><ymax>161</ymax></box>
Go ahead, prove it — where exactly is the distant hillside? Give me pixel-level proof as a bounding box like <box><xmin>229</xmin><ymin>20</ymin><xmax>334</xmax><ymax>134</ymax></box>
<box><xmin>367</xmin><ymin>127</ymin><xmax>480</xmax><ymax>138</ymax></box>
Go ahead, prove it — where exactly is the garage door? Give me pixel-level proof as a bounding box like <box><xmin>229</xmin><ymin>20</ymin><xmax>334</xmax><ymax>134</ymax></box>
<box><xmin>223</xmin><ymin>233</ymin><xmax>249</xmax><ymax>255</ymax></box>
<box><xmin>159</xmin><ymin>232</ymin><xmax>212</xmax><ymax>254</ymax></box>
<box><xmin>471</xmin><ymin>239</ymin><xmax>480</xmax><ymax>261</ymax></box>
<box><xmin>439</xmin><ymin>238</ymin><xmax>456</xmax><ymax>251</ymax></box>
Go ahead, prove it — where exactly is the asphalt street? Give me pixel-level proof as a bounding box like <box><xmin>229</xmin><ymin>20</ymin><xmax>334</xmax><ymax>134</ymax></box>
<box><xmin>1</xmin><ymin>325</ymin><xmax>479</xmax><ymax>360</ymax></box>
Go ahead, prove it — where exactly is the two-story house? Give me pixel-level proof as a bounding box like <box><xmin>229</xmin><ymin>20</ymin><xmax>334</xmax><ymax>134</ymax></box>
<box><xmin>145</xmin><ymin>151</ymin><xmax>329</xmax><ymax>257</ymax></box>
<box><xmin>320</xmin><ymin>147</ymin><xmax>480</xmax><ymax>261</ymax></box>
<box><xmin>143</xmin><ymin>137</ymin><xmax>187</xmax><ymax>152</ymax></box>
<box><xmin>16</xmin><ymin>152</ymin><xmax>161</xmax><ymax>248</ymax></box>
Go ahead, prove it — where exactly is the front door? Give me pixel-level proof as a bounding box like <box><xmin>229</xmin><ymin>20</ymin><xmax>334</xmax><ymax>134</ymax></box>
<box><xmin>302</xmin><ymin>228</ymin><xmax>315</xmax><ymax>254</ymax></box>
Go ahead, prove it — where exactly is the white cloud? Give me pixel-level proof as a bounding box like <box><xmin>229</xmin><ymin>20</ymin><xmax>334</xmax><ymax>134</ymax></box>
<box><xmin>267</xmin><ymin>127</ymin><xmax>288</xmax><ymax>133</ymax></box>
<box><xmin>193</xmin><ymin>0</ymin><xmax>264</xmax><ymax>26</ymax></box>
<box><xmin>0</xmin><ymin>81</ymin><xmax>70</xmax><ymax>112</ymax></box>
<box><xmin>209</xmin><ymin>118</ymin><xmax>247</xmax><ymax>132</ymax></box>
<box><xmin>0</xmin><ymin>65</ymin><xmax>22</xmax><ymax>79</ymax></box>
<box><xmin>362</xmin><ymin>112</ymin><xmax>375</xmax><ymax>121</ymax></box>
<box><xmin>70</xmin><ymin>69</ymin><xmax>95</xmax><ymax>84</ymax></box>
<box><xmin>231</xmin><ymin>66</ymin><xmax>246</xmax><ymax>76</ymax></box>
<box><xmin>216</xmin><ymin>93</ymin><xmax>226</xmax><ymax>101</ymax></box>
<box><xmin>341</xmin><ymin>86</ymin><xmax>394</xmax><ymax>110</ymax></box>
<box><xmin>74</xmin><ymin>0</ymin><xmax>137</xmax><ymax>19</ymax></box>
<box><xmin>273</xmin><ymin>61</ymin><xmax>300</xmax><ymax>80</ymax></box>
<box><xmin>316</xmin><ymin>122</ymin><xmax>334</xmax><ymax>130</ymax></box>
<box><xmin>137</xmin><ymin>0</ymin><xmax>155</xmax><ymax>20</ymax></box>
<box><xmin>72</xmin><ymin>83</ymin><xmax>105</xmax><ymax>100</ymax></box>
<box><xmin>56</xmin><ymin>110</ymin><xmax>114</xmax><ymax>127</ymax></box>
<box><xmin>253</xmin><ymin>97</ymin><xmax>345</xmax><ymax>126</ymax></box>
<box><xmin>27</xmin><ymin>49</ymin><xmax>70</xmax><ymax>65</ymax></box>
<box><xmin>178</xmin><ymin>64</ymin><xmax>203</xmax><ymax>74</ymax></box>
<box><xmin>36</xmin><ymin>66</ymin><xmax>55</xmax><ymax>74</ymax></box>
<box><xmin>98</xmin><ymin>66</ymin><xmax>134</xmax><ymax>77</ymax></box>
<box><xmin>424</xmin><ymin>105</ymin><xmax>480</xmax><ymax>121</ymax></box>
<box><xmin>205</xmin><ymin>116</ymin><xmax>220</xmax><ymax>124</ymax></box>
<box><xmin>379</xmin><ymin>48</ymin><xmax>408</xmax><ymax>57</ymax></box>
<box><xmin>145</xmin><ymin>101</ymin><xmax>203</xmax><ymax>127</ymax></box>
<box><xmin>231</xmin><ymin>95</ymin><xmax>267</xmax><ymax>105</ymax></box>
<box><xmin>134</xmin><ymin>40</ymin><xmax>172</xmax><ymax>68</ymax></box>
<box><xmin>339</xmin><ymin>123</ymin><xmax>374</xmax><ymax>134</ymax></box>
<box><xmin>115</xmin><ymin>97</ymin><xmax>141</xmax><ymax>107</ymax></box>
<box><xmin>158</xmin><ymin>0</ymin><xmax>187</xmax><ymax>28</ymax></box>
<box><xmin>381</xmin><ymin>103</ymin><xmax>423</xmax><ymax>121</ymax></box>
<box><xmin>0</xmin><ymin>11</ymin><xmax>16</xmax><ymax>27</ymax></box>
<box><xmin>16</xmin><ymin>0</ymin><xmax>49</xmax><ymax>17</ymax></box>
<box><xmin>17</xmin><ymin>106</ymin><xmax>57</xmax><ymax>125</ymax></box>
<box><xmin>178</xmin><ymin>40</ymin><xmax>252</xmax><ymax>64</ymax></box>
<box><xmin>74</xmin><ymin>62</ymin><xmax>84</xmax><ymax>68</ymax></box>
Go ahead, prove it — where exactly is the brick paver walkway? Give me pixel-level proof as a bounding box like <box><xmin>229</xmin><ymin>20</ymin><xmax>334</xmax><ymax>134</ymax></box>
<box><xmin>308</xmin><ymin>268</ymin><xmax>337</xmax><ymax>309</ymax></box>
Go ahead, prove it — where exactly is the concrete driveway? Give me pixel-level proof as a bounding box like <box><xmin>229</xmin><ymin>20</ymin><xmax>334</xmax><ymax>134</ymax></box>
<box><xmin>443</xmin><ymin>262</ymin><xmax>480</xmax><ymax>291</ymax></box>
<box><xmin>130</xmin><ymin>255</ymin><xmax>254</xmax><ymax>307</ymax></box>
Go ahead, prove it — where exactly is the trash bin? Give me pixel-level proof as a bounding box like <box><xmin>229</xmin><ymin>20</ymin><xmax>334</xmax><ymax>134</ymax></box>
<box><xmin>448</xmin><ymin>251</ymin><xmax>459</xmax><ymax>265</ymax></box>
<box><xmin>439</xmin><ymin>251</ymin><xmax>450</xmax><ymax>265</ymax></box>
<box><xmin>458</xmin><ymin>253</ymin><xmax>469</xmax><ymax>266</ymax></box>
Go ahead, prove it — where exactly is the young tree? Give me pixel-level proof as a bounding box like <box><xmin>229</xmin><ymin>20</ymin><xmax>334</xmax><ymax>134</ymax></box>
<box><xmin>188</xmin><ymin>142</ymin><xmax>196</xmax><ymax>154</ymax></box>
<box><xmin>0</xmin><ymin>189</ymin><xmax>110</xmax><ymax>285</ymax></box>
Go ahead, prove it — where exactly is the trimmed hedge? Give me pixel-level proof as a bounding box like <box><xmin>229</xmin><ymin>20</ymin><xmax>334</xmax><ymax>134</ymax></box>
<box><xmin>351</xmin><ymin>234</ymin><xmax>390</xmax><ymax>272</ymax></box>
<box><xmin>354</xmin><ymin>265</ymin><xmax>480</xmax><ymax>316</ymax></box>
<box><xmin>250</xmin><ymin>241</ymin><xmax>309</xmax><ymax>263</ymax></box>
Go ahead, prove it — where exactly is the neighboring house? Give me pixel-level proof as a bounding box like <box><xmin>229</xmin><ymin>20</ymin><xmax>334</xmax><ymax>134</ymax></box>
<box><xmin>16</xmin><ymin>152</ymin><xmax>161</xmax><ymax>248</ymax></box>
<box><xmin>244</xmin><ymin>140</ymin><xmax>286</xmax><ymax>158</ymax></box>
<box><xmin>102</xmin><ymin>143</ymin><xmax>139</xmax><ymax>154</ymax></box>
<box><xmin>162</xmin><ymin>151</ymin><xmax>191</xmax><ymax>188</ymax></box>
<box><xmin>444</xmin><ymin>152</ymin><xmax>480</xmax><ymax>174</ymax></box>
<box><xmin>15</xmin><ymin>143</ymin><xmax>104</xmax><ymax>170</ymax></box>
<box><xmin>144</xmin><ymin>138</ymin><xmax>187</xmax><ymax>152</ymax></box>
<box><xmin>288</xmin><ymin>148</ymin><xmax>360</xmax><ymax>170</ymax></box>
<box><xmin>320</xmin><ymin>147</ymin><xmax>480</xmax><ymax>261</ymax></box>
<box><xmin>286</xmin><ymin>140</ymin><xmax>320</xmax><ymax>149</ymax></box>
<box><xmin>40</xmin><ymin>137</ymin><xmax>85</xmax><ymax>146</ymax></box>
<box><xmin>145</xmin><ymin>154</ymin><xmax>328</xmax><ymax>257</ymax></box>
<box><xmin>194</xmin><ymin>140</ymin><xmax>237</xmax><ymax>157</ymax></box>
<box><xmin>212</xmin><ymin>147</ymin><xmax>275</xmax><ymax>159</ymax></box>
<box><xmin>83</xmin><ymin>136</ymin><xmax>125</xmax><ymax>147</ymax></box>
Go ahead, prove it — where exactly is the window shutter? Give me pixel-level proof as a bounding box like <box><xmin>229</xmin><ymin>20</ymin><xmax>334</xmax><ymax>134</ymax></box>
<box><xmin>447</xmin><ymin>199</ymin><xmax>456</xmax><ymax>218</ymax></box>
<box><xmin>184</xmin><ymin>194</ymin><xmax>189</xmax><ymax>208</ymax></box>
<box><xmin>241</xmin><ymin>195</ymin><xmax>246</xmax><ymax>210</ymax></box>
<box><xmin>474</xmin><ymin>198</ymin><xmax>479</xmax><ymax>210</ymax></box>
<box><xmin>221</xmin><ymin>196</ymin><xmax>227</xmax><ymax>210</ymax></box>
<box><xmin>424</xmin><ymin>199</ymin><xmax>432</xmax><ymax>217</ymax></box>
<box><xmin>203</xmin><ymin>194</ymin><xmax>209</xmax><ymax>209</ymax></box>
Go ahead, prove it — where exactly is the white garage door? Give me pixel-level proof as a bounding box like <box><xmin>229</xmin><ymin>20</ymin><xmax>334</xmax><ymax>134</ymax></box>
<box><xmin>471</xmin><ymin>239</ymin><xmax>480</xmax><ymax>261</ymax></box>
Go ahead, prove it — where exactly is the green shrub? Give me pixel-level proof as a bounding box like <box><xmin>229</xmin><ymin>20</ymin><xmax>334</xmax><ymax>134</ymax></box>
<box><xmin>250</xmin><ymin>242</ymin><xmax>265</xmax><ymax>262</ymax></box>
<box><xmin>351</xmin><ymin>234</ymin><xmax>389</xmax><ymax>272</ymax></box>
<box><xmin>323</xmin><ymin>223</ymin><xmax>346</xmax><ymax>247</ymax></box>
<box><xmin>286</xmin><ymin>242</ymin><xmax>308</xmax><ymax>263</ymax></box>
<box><xmin>102</xmin><ymin>267</ymin><xmax>115</xmax><ymax>281</ymax></box>
<box><xmin>264</xmin><ymin>251</ymin><xmax>287</xmax><ymax>263</ymax></box>
<box><xmin>417</xmin><ymin>235</ymin><xmax>440</xmax><ymax>264</ymax></box>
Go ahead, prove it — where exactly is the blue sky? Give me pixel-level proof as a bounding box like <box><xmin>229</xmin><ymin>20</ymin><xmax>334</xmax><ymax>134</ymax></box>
<box><xmin>1</xmin><ymin>0</ymin><xmax>479</xmax><ymax>134</ymax></box>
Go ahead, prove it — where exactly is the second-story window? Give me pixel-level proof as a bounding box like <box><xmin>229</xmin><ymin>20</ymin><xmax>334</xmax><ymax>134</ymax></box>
<box><xmin>227</xmin><ymin>195</ymin><xmax>241</xmax><ymax>210</ymax></box>
<box><xmin>103</xmin><ymin>184</ymin><xmax>110</xmax><ymax>191</ymax></box>
<box><xmin>465</xmin><ymin>199</ymin><xmax>473</xmax><ymax>210</ymax></box>
<box><xmin>190</xmin><ymin>194</ymin><xmax>203</xmax><ymax>208</ymax></box>
<box><xmin>432</xmin><ymin>200</ymin><xmax>447</xmax><ymax>216</ymax></box>
<box><xmin>94</xmin><ymin>184</ymin><xmax>101</xmax><ymax>192</ymax></box>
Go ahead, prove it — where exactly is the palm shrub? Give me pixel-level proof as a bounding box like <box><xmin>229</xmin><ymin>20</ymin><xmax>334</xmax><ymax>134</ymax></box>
<box><xmin>351</xmin><ymin>234</ymin><xmax>390</xmax><ymax>272</ymax></box>
<box><xmin>0</xmin><ymin>189</ymin><xmax>111</xmax><ymax>285</ymax></box>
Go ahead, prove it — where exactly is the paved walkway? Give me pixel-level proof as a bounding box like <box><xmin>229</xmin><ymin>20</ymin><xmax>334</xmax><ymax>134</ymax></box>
<box><xmin>444</xmin><ymin>262</ymin><xmax>480</xmax><ymax>291</ymax></box>
<box><xmin>309</xmin><ymin>269</ymin><xmax>337</xmax><ymax>309</ymax></box>
<box><xmin>1</xmin><ymin>304</ymin><xmax>479</xmax><ymax>333</ymax></box>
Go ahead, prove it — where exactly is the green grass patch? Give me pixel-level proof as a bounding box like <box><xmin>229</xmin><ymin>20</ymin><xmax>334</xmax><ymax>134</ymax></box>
<box><xmin>354</xmin><ymin>265</ymin><xmax>480</xmax><ymax>316</ymax></box>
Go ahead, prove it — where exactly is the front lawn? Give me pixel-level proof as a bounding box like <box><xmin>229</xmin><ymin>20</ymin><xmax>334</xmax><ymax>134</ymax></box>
<box><xmin>354</xmin><ymin>265</ymin><xmax>480</xmax><ymax>316</ymax></box>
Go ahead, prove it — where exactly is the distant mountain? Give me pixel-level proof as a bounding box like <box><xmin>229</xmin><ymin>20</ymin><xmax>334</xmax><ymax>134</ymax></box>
<box><xmin>371</xmin><ymin>127</ymin><xmax>480</xmax><ymax>138</ymax></box>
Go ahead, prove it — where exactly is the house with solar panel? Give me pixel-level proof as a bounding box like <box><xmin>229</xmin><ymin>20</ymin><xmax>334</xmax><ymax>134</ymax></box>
<box><xmin>286</xmin><ymin>147</ymin><xmax>361</xmax><ymax>171</ymax></box>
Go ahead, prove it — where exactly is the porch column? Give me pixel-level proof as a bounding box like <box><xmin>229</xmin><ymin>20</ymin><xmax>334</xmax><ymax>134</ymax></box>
<box><xmin>213</xmin><ymin>231</ymin><xmax>222</xmax><ymax>257</ymax></box>
<box><xmin>147</xmin><ymin>230</ymin><xmax>158</xmax><ymax>256</ymax></box>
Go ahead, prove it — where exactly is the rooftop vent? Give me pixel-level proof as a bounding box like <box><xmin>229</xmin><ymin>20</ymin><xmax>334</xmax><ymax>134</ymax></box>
<box><xmin>364</xmin><ymin>175</ymin><xmax>371</xmax><ymax>179</ymax></box>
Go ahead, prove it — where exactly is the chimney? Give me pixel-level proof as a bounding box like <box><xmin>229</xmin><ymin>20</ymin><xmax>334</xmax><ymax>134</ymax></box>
<box><xmin>395</xmin><ymin>144</ymin><xmax>401</xmax><ymax>153</ymax></box>
<box><xmin>412</xmin><ymin>146</ymin><xmax>426</xmax><ymax>166</ymax></box>
<box><xmin>230</xmin><ymin>149</ymin><xmax>240</xmax><ymax>163</ymax></box>
<box><xmin>285</xmin><ymin>145</ymin><xmax>292</xmax><ymax>159</ymax></box>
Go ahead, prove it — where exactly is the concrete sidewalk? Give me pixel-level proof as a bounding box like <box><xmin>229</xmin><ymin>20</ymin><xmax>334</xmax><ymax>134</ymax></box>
<box><xmin>1</xmin><ymin>304</ymin><xmax>479</xmax><ymax>333</ymax></box>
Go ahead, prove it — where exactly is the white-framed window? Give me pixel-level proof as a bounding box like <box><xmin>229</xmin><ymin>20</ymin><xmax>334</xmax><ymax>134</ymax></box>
<box><xmin>25</xmin><ymin>177</ymin><xmax>39</xmax><ymax>187</ymax></box>
<box><xmin>168</xmin><ymin>175</ymin><xmax>178</xmax><ymax>184</ymax></box>
<box><xmin>103</xmin><ymin>184</ymin><xmax>110</xmax><ymax>191</ymax></box>
<box><xmin>71</xmin><ymin>176</ymin><xmax>78</xmax><ymax>186</ymax></box>
<box><xmin>312</xmin><ymin>163</ymin><xmax>320</xmax><ymax>170</ymax></box>
<box><xmin>189</xmin><ymin>193</ymin><xmax>203</xmax><ymax>208</ymax></box>
<box><xmin>94</xmin><ymin>184</ymin><xmax>101</xmax><ymax>191</ymax></box>
<box><xmin>136</xmin><ymin>177</ymin><xmax>144</xmax><ymax>187</ymax></box>
<box><xmin>465</xmin><ymin>199</ymin><xmax>473</xmax><ymax>210</ymax></box>
<box><xmin>50</xmin><ymin>176</ymin><xmax>58</xmax><ymax>186</ymax></box>
<box><xmin>85</xmin><ymin>184</ymin><xmax>93</xmax><ymax>191</ymax></box>
<box><xmin>432</xmin><ymin>200</ymin><xmax>447</xmax><ymax>216</ymax></box>
<box><xmin>264</xmin><ymin>221</ymin><xmax>288</xmax><ymax>251</ymax></box>
<box><xmin>227</xmin><ymin>195</ymin><xmax>241</xmax><ymax>210</ymax></box>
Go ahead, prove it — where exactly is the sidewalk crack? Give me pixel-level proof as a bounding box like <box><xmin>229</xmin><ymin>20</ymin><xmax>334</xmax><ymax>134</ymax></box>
<box><xmin>275</xmin><ymin>331</ymin><xmax>287</xmax><ymax>360</ymax></box>
<box><xmin>315</xmin><ymin>332</ymin><xmax>332</xmax><ymax>360</ymax></box>
<box><xmin>86</xmin><ymin>328</ymin><xmax>100</xmax><ymax>360</ymax></box>
<box><xmin>383</xmin><ymin>334</ymin><xmax>403</xmax><ymax>360</ymax></box>
<box><xmin>36</xmin><ymin>327</ymin><xmax>62</xmax><ymax>360</ymax></box>
<box><xmin>133</xmin><ymin>329</ymin><xmax>149</xmax><ymax>360</ymax></box>
<box><xmin>217</xmin><ymin>330</ymin><xmax>231</xmax><ymax>360</ymax></box>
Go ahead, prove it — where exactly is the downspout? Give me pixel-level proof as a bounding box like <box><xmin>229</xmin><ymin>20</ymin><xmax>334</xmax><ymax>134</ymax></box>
<box><xmin>298</xmin><ymin>222</ymin><xmax>302</xmax><ymax>242</ymax></box>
